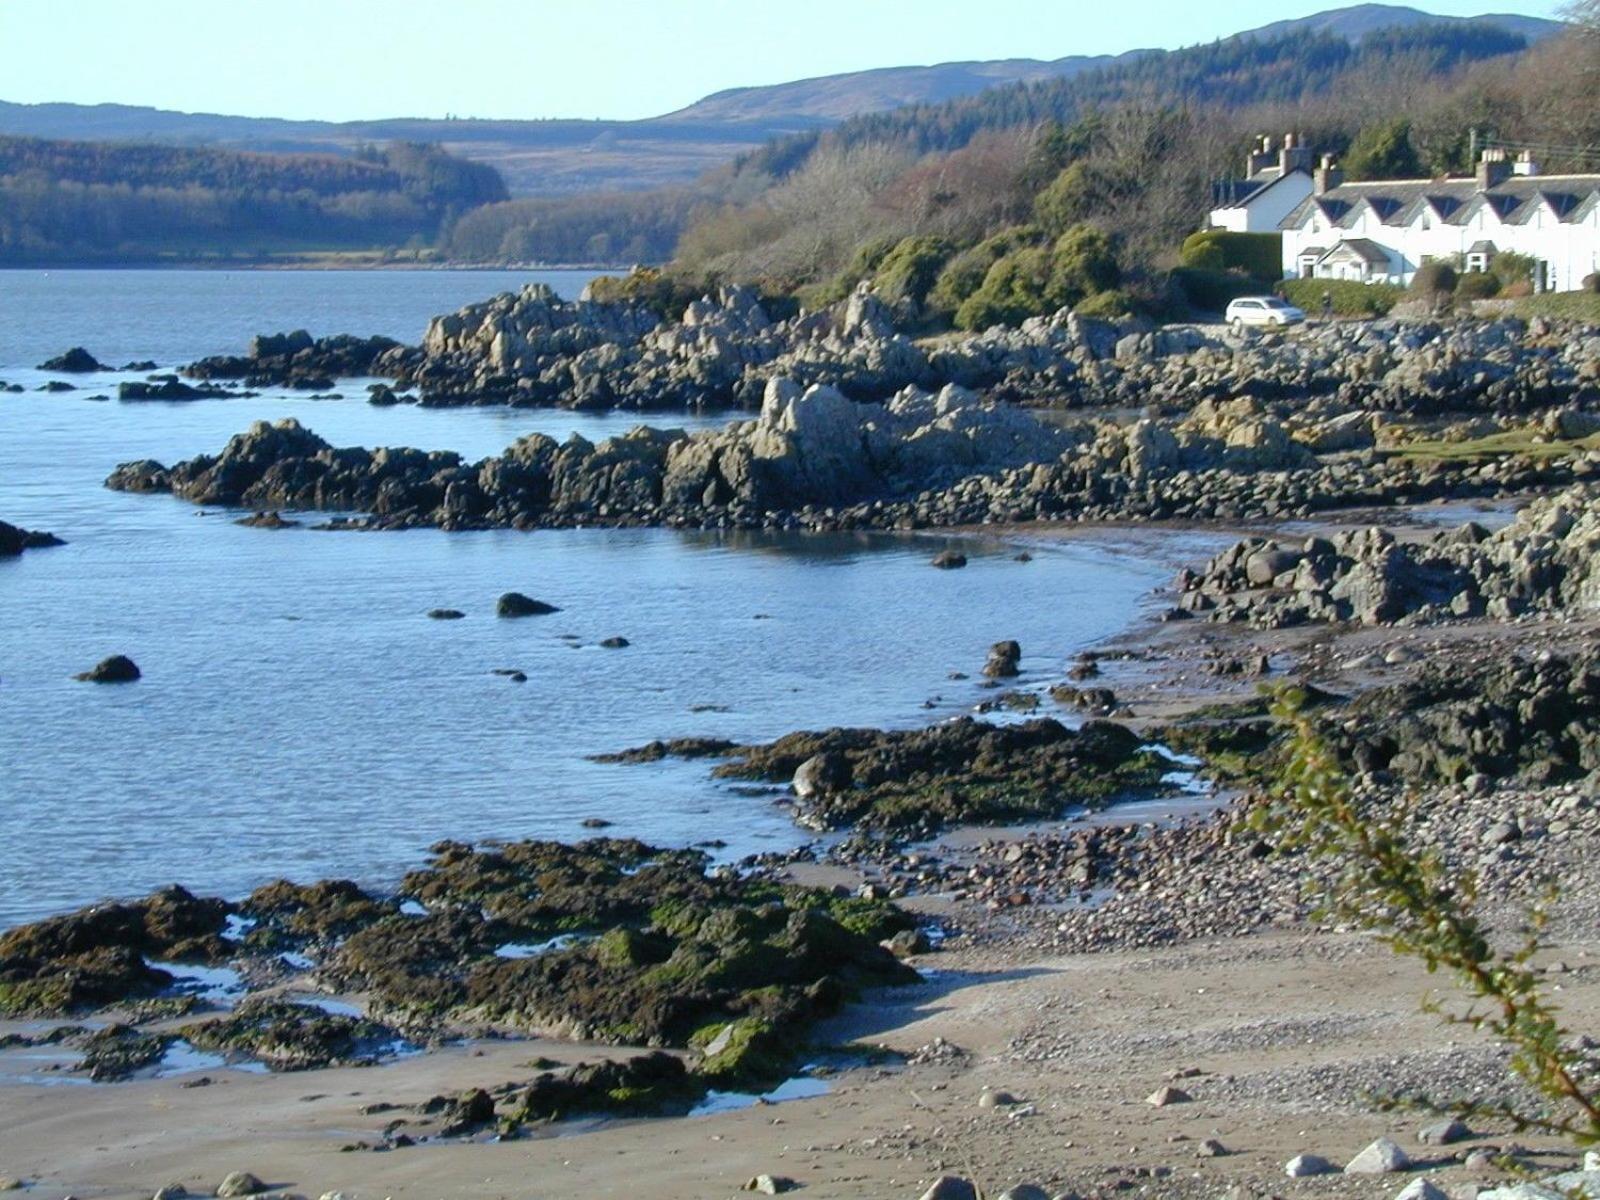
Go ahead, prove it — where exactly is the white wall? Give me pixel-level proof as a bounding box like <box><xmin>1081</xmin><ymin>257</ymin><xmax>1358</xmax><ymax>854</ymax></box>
<box><xmin>1211</xmin><ymin>173</ymin><xmax>1313</xmax><ymax>234</ymax></box>
<box><xmin>1281</xmin><ymin>198</ymin><xmax>1600</xmax><ymax>291</ymax></box>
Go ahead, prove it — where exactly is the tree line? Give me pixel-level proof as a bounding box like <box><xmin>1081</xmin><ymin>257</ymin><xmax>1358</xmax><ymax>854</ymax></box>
<box><xmin>0</xmin><ymin>138</ymin><xmax>507</xmax><ymax>263</ymax></box>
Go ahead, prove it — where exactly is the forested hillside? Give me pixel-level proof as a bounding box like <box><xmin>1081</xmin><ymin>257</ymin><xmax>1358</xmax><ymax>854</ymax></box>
<box><xmin>0</xmin><ymin>138</ymin><xmax>507</xmax><ymax>263</ymax></box>
<box><xmin>615</xmin><ymin>13</ymin><xmax>1595</xmax><ymax>327</ymax></box>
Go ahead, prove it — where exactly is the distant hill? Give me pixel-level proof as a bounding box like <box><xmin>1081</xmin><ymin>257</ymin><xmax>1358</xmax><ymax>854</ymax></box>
<box><xmin>665</xmin><ymin>53</ymin><xmax>1154</xmax><ymax>123</ymax></box>
<box><xmin>1244</xmin><ymin>3</ymin><xmax>1560</xmax><ymax>44</ymax></box>
<box><xmin>0</xmin><ymin>5</ymin><xmax>1564</xmax><ymax>197</ymax></box>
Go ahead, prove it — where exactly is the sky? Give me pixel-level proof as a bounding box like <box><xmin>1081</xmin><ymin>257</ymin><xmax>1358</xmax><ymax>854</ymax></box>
<box><xmin>0</xmin><ymin>0</ymin><xmax>1568</xmax><ymax>123</ymax></box>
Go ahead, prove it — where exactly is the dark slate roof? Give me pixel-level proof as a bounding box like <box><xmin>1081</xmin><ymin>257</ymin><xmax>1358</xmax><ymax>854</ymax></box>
<box><xmin>1281</xmin><ymin>173</ymin><xmax>1600</xmax><ymax>230</ymax></box>
<box><xmin>1467</xmin><ymin>239</ymin><xmax>1498</xmax><ymax>254</ymax></box>
<box><xmin>1322</xmin><ymin>238</ymin><xmax>1391</xmax><ymax>265</ymax></box>
<box><xmin>1211</xmin><ymin>168</ymin><xmax>1307</xmax><ymax>211</ymax></box>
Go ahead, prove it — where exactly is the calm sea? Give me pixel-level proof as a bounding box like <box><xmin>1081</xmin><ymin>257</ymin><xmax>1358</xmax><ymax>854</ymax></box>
<box><xmin>0</xmin><ymin>269</ymin><xmax>1209</xmax><ymax>928</ymax></box>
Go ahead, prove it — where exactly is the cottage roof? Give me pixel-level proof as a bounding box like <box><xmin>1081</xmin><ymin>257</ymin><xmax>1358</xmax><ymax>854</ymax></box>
<box><xmin>1280</xmin><ymin>172</ymin><xmax>1600</xmax><ymax>231</ymax></box>
<box><xmin>1321</xmin><ymin>238</ymin><xmax>1390</xmax><ymax>266</ymax></box>
<box><xmin>1210</xmin><ymin>167</ymin><xmax>1309</xmax><ymax>212</ymax></box>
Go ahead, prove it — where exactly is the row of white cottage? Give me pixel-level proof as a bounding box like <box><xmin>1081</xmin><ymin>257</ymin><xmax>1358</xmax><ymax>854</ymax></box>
<box><xmin>1209</xmin><ymin>135</ymin><xmax>1600</xmax><ymax>293</ymax></box>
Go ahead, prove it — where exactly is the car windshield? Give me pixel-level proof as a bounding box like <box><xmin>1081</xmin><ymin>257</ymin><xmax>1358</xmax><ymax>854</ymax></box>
<box><xmin>1260</xmin><ymin>299</ymin><xmax>1288</xmax><ymax>308</ymax></box>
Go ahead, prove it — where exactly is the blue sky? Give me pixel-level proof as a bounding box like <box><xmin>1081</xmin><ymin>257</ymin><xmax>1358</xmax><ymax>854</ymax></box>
<box><xmin>0</xmin><ymin>0</ymin><xmax>1566</xmax><ymax>122</ymax></box>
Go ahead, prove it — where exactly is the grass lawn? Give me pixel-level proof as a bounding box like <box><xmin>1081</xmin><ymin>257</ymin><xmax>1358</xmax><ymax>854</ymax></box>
<box><xmin>1390</xmin><ymin>428</ymin><xmax>1600</xmax><ymax>462</ymax></box>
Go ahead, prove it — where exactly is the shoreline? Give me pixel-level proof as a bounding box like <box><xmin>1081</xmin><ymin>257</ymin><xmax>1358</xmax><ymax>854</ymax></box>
<box><xmin>7</xmin><ymin>600</ymin><xmax>1598</xmax><ymax>1198</ymax></box>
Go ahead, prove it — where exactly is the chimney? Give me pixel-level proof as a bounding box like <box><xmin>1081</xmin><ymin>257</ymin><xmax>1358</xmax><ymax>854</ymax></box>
<box><xmin>1314</xmin><ymin>154</ymin><xmax>1344</xmax><ymax>195</ymax></box>
<box><xmin>1247</xmin><ymin>134</ymin><xmax>1275</xmax><ymax>177</ymax></box>
<box><xmin>1513</xmin><ymin>150</ymin><xmax>1540</xmax><ymax>177</ymax></box>
<box><xmin>1280</xmin><ymin>132</ymin><xmax>1314</xmax><ymax>176</ymax></box>
<box><xmin>1477</xmin><ymin>148</ymin><xmax>1512</xmax><ymax>191</ymax></box>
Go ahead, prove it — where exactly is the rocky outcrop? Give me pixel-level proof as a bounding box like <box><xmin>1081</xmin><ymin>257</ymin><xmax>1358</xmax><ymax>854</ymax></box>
<box><xmin>104</xmin><ymin>378</ymin><xmax>1076</xmax><ymax>530</ymax></box>
<box><xmin>106</xmin><ymin>377</ymin><xmax>1598</xmax><ymax>534</ymax></box>
<box><xmin>184</xmin><ymin>330</ymin><xmax>402</xmax><ymax>389</ymax></box>
<box><xmin>38</xmin><ymin>347</ymin><xmax>105</xmax><ymax>373</ymax></box>
<box><xmin>188</xmin><ymin>277</ymin><xmax>1599</xmax><ymax>422</ymax></box>
<box><xmin>0</xmin><ymin>519</ymin><xmax>63</xmax><ymax>556</ymax></box>
<box><xmin>1175</xmin><ymin>484</ymin><xmax>1600</xmax><ymax>627</ymax></box>
<box><xmin>1334</xmin><ymin>649</ymin><xmax>1600</xmax><ymax>785</ymax></box>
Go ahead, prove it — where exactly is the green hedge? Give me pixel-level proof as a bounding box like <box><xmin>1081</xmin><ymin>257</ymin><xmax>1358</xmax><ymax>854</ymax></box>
<box><xmin>1172</xmin><ymin>267</ymin><xmax>1264</xmax><ymax>313</ymax></box>
<box><xmin>1281</xmin><ymin>278</ymin><xmax>1404</xmax><ymax>317</ymax></box>
<box><xmin>1180</xmin><ymin>231</ymin><xmax>1282</xmax><ymax>280</ymax></box>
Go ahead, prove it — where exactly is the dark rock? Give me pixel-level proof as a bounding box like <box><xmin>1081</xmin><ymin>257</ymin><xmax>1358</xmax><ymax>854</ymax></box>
<box><xmin>428</xmin><ymin>609</ymin><xmax>466</xmax><ymax>620</ymax></box>
<box><xmin>0</xmin><ymin>519</ymin><xmax>64</xmax><ymax>556</ymax></box>
<box><xmin>39</xmin><ymin>347</ymin><xmax>105</xmax><ymax>373</ymax></box>
<box><xmin>497</xmin><ymin>592</ymin><xmax>560</xmax><ymax>618</ymax></box>
<box><xmin>599</xmin><ymin>636</ymin><xmax>630</xmax><ymax>649</ymax></box>
<box><xmin>75</xmin><ymin>655</ymin><xmax>141</xmax><ymax>683</ymax></box>
<box><xmin>931</xmin><ymin>550</ymin><xmax>968</xmax><ymax>569</ymax></box>
<box><xmin>234</xmin><ymin>511</ymin><xmax>297</xmax><ymax>529</ymax></box>
<box><xmin>983</xmin><ymin>640</ymin><xmax>1021</xmax><ymax>679</ymax></box>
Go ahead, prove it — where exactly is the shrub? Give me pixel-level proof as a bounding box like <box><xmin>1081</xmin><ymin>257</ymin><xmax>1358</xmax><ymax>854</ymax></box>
<box><xmin>1455</xmin><ymin>271</ymin><xmax>1501</xmax><ymax>300</ymax></box>
<box><xmin>1410</xmin><ymin>259</ymin><xmax>1458</xmax><ymax>296</ymax></box>
<box><xmin>1072</xmin><ymin>289</ymin><xmax>1136</xmax><ymax>320</ymax></box>
<box><xmin>1491</xmin><ymin>251</ymin><xmax>1538</xmax><ymax>291</ymax></box>
<box><xmin>1033</xmin><ymin>161</ymin><xmax>1097</xmax><ymax>236</ymax></box>
<box><xmin>1179</xmin><ymin>231</ymin><xmax>1282</xmax><ymax>280</ymax></box>
<box><xmin>585</xmin><ymin>268</ymin><xmax>704</xmax><ymax>320</ymax></box>
<box><xmin>953</xmin><ymin>224</ymin><xmax>1121</xmax><ymax>330</ymax></box>
<box><xmin>1585</xmin><ymin>273</ymin><xmax>1600</xmax><ymax>295</ymax></box>
<box><xmin>928</xmin><ymin>225</ymin><xmax>1041</xmax><ymax>316</ymax></box>
<box><xmin>870</xmin><ymin>235</ymin><xmax>953</xmax><ymax>310</ymax></box>
<box><xmin>1281</xmin><ymin>278</ymin><xmax>1403</xmax><ymax>317</ymax></box>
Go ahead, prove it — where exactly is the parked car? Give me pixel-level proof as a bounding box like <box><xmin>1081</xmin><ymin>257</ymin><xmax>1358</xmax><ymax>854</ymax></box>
<box><xmin>1225</xmin><ymin>296</ymin><xmax>1306</xmax><ymax>328</ymax></box>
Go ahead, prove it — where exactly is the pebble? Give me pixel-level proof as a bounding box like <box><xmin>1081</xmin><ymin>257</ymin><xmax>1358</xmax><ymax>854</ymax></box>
<box><xmin>919</xmin><ymin>1178</ymin><xmax>978</xmax><ymax>1200</ymax></box>
<box><xmin>1146</xmin><ymin>1085</ymin><xmax>1192</xmax><ymax>1107</ymax></box>
<box><xmin>744</xmin><ymin>1175</ymin><xmax>795</xmax><ymax>1195</ymax></box>
<box><xmin>1286</xmin><ymin>1154</ymin><xmax>1336</xmax><ymax>1177</ymax></box>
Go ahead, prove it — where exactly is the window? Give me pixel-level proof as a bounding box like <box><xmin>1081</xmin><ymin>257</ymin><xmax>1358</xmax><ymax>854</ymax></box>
<box><xmin>1466</xmin><ymin>252</ymin><xmax>1489</xmax><ymax>273</ymax></box>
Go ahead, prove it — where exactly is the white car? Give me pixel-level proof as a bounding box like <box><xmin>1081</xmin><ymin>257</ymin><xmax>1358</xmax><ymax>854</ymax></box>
<box><xmin>1225</xmin><ymin>296</ymin><xmax>1306</xmax><ymax>328</ymax></box>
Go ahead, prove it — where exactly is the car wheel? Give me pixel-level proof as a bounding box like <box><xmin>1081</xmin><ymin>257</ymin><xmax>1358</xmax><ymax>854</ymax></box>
<box><xmin>1230</xmin><ymin>318</ymin><xmax>1243</xmax><ymax>332</ymax></box>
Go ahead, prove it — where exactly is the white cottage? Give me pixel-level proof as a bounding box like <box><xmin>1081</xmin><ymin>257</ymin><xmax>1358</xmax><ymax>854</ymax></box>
<box><xmin>1208</xmin><ymin>134</ymin><xmax>1315</xmax><ymax>233</ymax></box>
<box><xmin>1277</xmin><ymin>149</ymin><xmax>1600</xmax><ymax>293</ymax></box>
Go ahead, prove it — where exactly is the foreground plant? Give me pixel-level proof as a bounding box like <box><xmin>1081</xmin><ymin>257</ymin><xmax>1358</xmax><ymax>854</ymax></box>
<box><xmin>1252</xmin><ymin>691</ymin><xmax>1600</xmax><ymax>1146</ymax></box>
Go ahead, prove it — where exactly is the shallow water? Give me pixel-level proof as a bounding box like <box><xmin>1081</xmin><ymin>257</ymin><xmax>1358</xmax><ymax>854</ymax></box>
<box><xmin>0</xmin><ymin>269</ymin><xmax>1214</xmax><ymax>929</ymax></box>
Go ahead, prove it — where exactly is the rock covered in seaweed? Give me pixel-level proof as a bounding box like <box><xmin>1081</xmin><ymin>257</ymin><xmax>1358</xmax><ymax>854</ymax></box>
<box><xmin>613</xmin><ymin>716</ymin><xmax>1168</xmax><ymax>835</ymax></box>
<box><xmin>0</xmin><ymin>885</ymin><xmax>231</xmax><ymax>1015</ymax></box>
